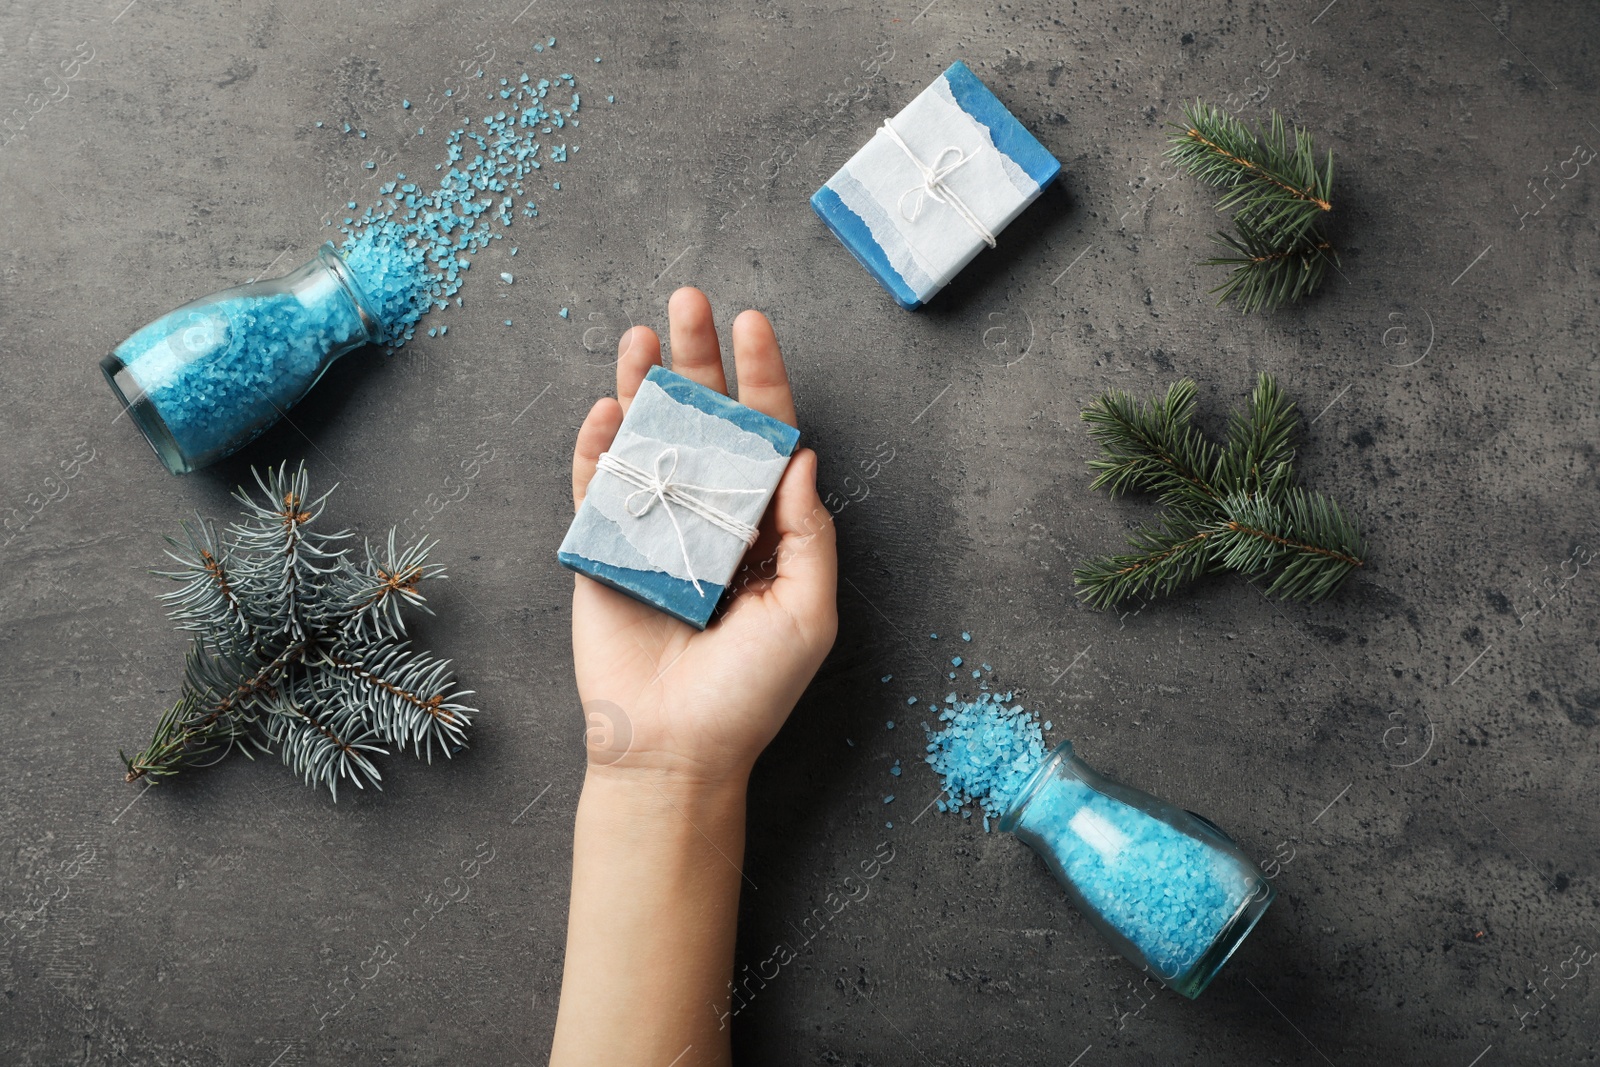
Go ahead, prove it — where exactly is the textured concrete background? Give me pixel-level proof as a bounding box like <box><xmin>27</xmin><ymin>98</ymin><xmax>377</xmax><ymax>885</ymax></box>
<box><xmin>2</xmin><ymin>0</ymin><xmax>1597</xmax><ymax>1063</ymax></box>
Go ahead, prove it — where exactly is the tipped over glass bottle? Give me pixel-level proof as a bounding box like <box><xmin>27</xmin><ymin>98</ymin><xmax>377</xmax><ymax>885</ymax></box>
<box><xmin>100</xmin><ymin>242</ymin><xmax>379</xmax><ymax>474</ymax></box>
<box><xmin>999</xmin><ymin>741</ymin><xmax>1274</xmax><ymax>998</ymax></box>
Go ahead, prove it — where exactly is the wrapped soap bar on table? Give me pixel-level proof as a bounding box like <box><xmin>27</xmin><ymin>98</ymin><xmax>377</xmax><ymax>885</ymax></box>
<box><xmin>558</xmin><ymin>366</ymin><xmax>799</xmax><ymax>629</ymax></box>
<box><xmin>811</xmin><ymin>59</ymin><xmax>1061</xmax><ymax>309</ymax></box>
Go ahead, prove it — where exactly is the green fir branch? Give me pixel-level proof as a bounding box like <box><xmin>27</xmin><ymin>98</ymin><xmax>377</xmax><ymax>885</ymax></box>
<box><xmin>1166</xmin><ymin>100</ymin><xmax>1339</xmax><ymax>313</ymax></box>
<box><xmin>1071</xmin><ymin>509</ymin><xmax>1221</xmax><ymax>610</ymax></box>
<box><xmin>1167</xmin><ymin>101</ymin><xmax>1333</xmax><ymax>238</ymax></box>
<box><xmin>1082</xmin><ymin>379</ymin><xmax>1222</xmax><ymax>509</ymax></box>
<box><xmin>1074</xmin><ymin>375</ymin><xmax>1367</xmax><ymax>609</ymax></box>
<box><xmin>1202</xmin><ymin>218</ymin><xmax>1338</xmax><ymax>315</ymax></box>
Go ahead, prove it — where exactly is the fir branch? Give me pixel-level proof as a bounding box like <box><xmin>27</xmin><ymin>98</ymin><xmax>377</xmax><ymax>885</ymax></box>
<box><xmin>1167</xmin><ymin>101</ymin><xmax>1333</xmax><ymax>238</ymax></box>
<box><xmin>1074</xmin><ymin>375</ymin><xmax>1366</xmax><ymax>609</ymax></box>
<box><xmin>1071</xmin><ymin>510</ymin><xmax>1220</xmax><ymax>610</ymax></box>
<box><xmin>227</xmin><ymin>464</ymin><xmax>352</xmax><ymax>639</ymax></box>
<box><xmin>259</xmin><ymin>681</ymin><xmax>386</xmax><ymax>800</ymax></box>
<box><xmin>156</xmin><ymin>516</ymin><xmax>254</xmax><ymax>655</ymax></box>
<box><xmin>121</xmin><ymin>688</ymin><xmax>248</xmax><ymax>785</ymax></box>
<box><xmin>1202</xmin><ymin>218</ymin><xmax>1338</xmax><ymax>315</ymax></box>
<box><xmin>120</xmin><ymin>463</ymin><xmax>476</xmax><ymax>798</ymax></box>
<box><xmin>1216</xmin><ymin>373</ymin><xmax>1298</xmax><ymax>495</ymax></box>
<box><xmin>121</xmin><ymin>641</ymin><xmax>301</xmax><ymax>783</ymax></box>
<box><xmin>339</xmin><ymin>530</ymin><xmax>444</xmax><ymax>643</ymax></box>
<box><xmin>1166</xmin><ymin>100</ymin><xmax>1339</xmax><ymax>313</ymax></box>
<box><xmin>1082</xmin><ymin>380</ymin><xmax>1222</xmax><ymax>509</ymax></box>
<box><xmin>322</xmin><ymin>641</ymin><xmax>473</xmax><ymax>761</ymax></box>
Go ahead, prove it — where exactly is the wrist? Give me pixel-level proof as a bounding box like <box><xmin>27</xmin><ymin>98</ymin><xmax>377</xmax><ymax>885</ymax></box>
<box><xmin>580</xmin><ymin>761</ymin><xmax>750</xmax><ymax>818</ymax></box>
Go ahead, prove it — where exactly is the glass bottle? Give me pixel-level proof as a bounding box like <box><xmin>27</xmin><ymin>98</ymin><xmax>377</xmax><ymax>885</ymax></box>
<box><xmin>999</xmin><ymin>741</ymin><xmax>1274</xmax><ymax>998</ymax></box>
<box><xmin>100</xmin><ymin>242</ymin><xmax>379</xmax><ymax>475</ymax></box>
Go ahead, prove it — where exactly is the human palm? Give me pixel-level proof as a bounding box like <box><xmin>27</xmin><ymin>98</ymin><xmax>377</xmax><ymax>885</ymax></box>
<box><xmin>569</xmin><ymin>288</ymin><xmax>837</xmax><ymax>785</ymax></box>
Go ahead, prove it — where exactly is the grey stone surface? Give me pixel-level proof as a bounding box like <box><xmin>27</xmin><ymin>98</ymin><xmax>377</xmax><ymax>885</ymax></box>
<box><xmin>2</xmin><ymin>0</ymin><xmax>1597</xmax><ymax>1063</ymax></box>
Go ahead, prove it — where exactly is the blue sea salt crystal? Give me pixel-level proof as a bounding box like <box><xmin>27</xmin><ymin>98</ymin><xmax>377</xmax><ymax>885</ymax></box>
<box><xmin>921</xmin><ymin>692</ymin><xmax>1046</xmax><ymax>826</ymax></box>
<box><xmin>952</xmin><ymin>656</ymin><xmax>962</xmax><ymax>667</ymax></box>
<box><xmin>884</xmin><ymin>795</ymin><xmax>895</xmax><ymax>804</ymax></box>
<box><xmin>881</xmin><ymin>674</ymin><xmax>892</xmax><ymax>683</ymax></box>
<box><xmin>559</xmin><ymin>307</ymin><xmax>569</xmax><ymax>318</ymax></box>
<box><xmin>886</xmin><ymin>720</ymin><xmax>895</xmax><ymax>730</ymax></box>
<box><xmin>340</xmin><ymin>229</ymin><xmax>430</xmax><ymax>348</ymax></box>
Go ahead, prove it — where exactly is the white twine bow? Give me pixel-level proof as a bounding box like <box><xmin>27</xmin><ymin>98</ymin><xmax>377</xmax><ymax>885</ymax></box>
<box><xmin>878</xmin><ymin>118</ymin><xmax>998</xmax><ymax>249</ymax></box>
<box><xmin>595</xmin><ymin>447</ymin><xmax>765</xmax><ymax>598</ymax></box>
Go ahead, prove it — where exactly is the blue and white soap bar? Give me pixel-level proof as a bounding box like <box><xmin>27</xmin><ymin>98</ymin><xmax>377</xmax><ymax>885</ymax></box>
<box><xmin>558</xmin><ymin>365</ymin><xmax>800</xmax><ymax>629</ymax></box>
<box><xmin>811</xmin><ymin>60</ymin><xmax>1061</xmax><ymax>310</ymax></box>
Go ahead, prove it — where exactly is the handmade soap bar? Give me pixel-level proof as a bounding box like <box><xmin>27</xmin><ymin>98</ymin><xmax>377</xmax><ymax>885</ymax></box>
<box><xmin>811</xmin><ymin>59</ymin><xmax>1060</xmax><ymax>309</ymax></box>
<box><xmin>558</xmin><ymin>366</ymin><xmax>799</xmax><ymax>629</ymax></box>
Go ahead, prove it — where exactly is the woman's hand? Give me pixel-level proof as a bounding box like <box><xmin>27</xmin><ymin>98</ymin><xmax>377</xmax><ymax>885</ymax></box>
<box><xmin>568</xmin><ymin>286</ymin><xmax>838</xmax><ymax>788</ymax></box>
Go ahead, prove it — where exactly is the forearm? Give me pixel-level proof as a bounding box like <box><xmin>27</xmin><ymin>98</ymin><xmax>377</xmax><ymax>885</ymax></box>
<box><xmin>549</xmin><ymin>768</ymin><xmax>749</xmax><ymax>1067</ymax></box>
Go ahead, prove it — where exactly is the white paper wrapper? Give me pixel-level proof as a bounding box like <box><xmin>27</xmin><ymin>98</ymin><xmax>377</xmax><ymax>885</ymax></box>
<box><xmin>830</xmin><ymin>74</ymin><xmax>1040</xmax><ymax>295</ymax></box>
<box><xmin>566</xmin><ymin>377</ymin><xmax>790</xmax><ymax>587</ymax></box>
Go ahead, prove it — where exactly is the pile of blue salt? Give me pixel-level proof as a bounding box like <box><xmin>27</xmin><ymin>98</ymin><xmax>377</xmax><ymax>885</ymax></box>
<box><xmin>922</xmin><ymin>692</ymin><xmax>1047</xmax><ymax>832</ymax></box>
<box><xmin>339</xmin><ymin>228</ymin><xmax>429</xmax><ymax>348</ymax></box>
<box><xmin>328</xmin><ymin>57</ymin><xmax>594</xmax><ymax>348</ymax></box>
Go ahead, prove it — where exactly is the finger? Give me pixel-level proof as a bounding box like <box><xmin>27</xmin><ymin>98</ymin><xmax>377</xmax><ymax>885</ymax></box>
<box><xmin>616</xmin><ymin>325</ymin><xmax>662</xmax><ymax>413</ymax></box>
<box><xmin>730</xmin><ymin>309</ymin><xmax>798</xmax><ymax>428</ymax></box>
<box><xmin>572</xmin><ymin>398</ymin><xmax>624</xmax><ymax>512</ymax></box>
<box><xmin>767</xmin><ymin>450</ymin><xmax>838</xmax><ymax>635</ymax></box>
<box><xmin>666</xmin><ymin>286</ymin><xmax>728</xmax><ymax>394</ymax></box>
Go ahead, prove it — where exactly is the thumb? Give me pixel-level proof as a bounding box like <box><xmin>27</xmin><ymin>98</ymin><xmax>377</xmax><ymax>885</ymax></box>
<box><xmin>769</xmin><ymin>449</ymin><xmax>838</xmax><ymax>630</ymax></box>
